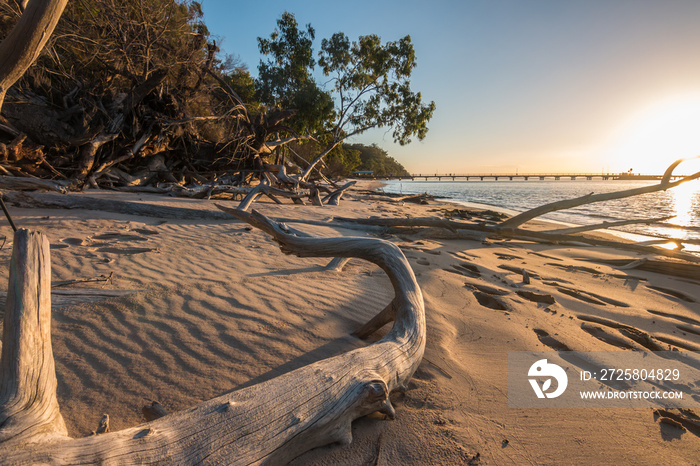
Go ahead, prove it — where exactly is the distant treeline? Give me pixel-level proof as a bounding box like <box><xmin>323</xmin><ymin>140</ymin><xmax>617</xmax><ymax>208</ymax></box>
<box><xmin>342</xmin><ymin>143</ymin><xmax>410</xmax><ymax>177</ymax></box>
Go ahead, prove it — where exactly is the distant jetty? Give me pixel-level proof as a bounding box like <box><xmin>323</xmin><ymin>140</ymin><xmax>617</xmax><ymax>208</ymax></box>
<box><xmin>371</xmin><ymin>173</ymin><xmax>684</xmax><ymax>181</ymax></box>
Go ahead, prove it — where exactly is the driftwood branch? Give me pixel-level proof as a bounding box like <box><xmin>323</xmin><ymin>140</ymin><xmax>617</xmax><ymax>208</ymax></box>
<box><xmin>236</xmin><ymin>183</ymin><xmax>306</xmax><ymax>212</ymax></box>
<box><xmin>0</xmin><ymin>210</ymin><xmax>425</xmax><ymax>464</ymax></box>
<box><xmin>333</xmin><ymin>215</ymin><xmax>700</xmax><ymax>263</ymax></box>
<box><xmin>352</xmin><ymin>299</ymin><xmax>398</xmax><ymax>340</ymax></box>
<box><xmin>498</xmin><ymin>157</ymin><xmax>700</xmax><ymax>229</ymax></box>
<box><xmin>325</xmin><ymin>256</ymin><xmax>351</xmax><ymax>272</ymax></box>
<box><xmin>322</xmin><ymin>181</ymin><xmax>357</xmax><ymax>206</ymax></box>
<box><xmin>541</xmin><ymin>215</ymin><xmax>674</xmax><ymax>235</ymax></box>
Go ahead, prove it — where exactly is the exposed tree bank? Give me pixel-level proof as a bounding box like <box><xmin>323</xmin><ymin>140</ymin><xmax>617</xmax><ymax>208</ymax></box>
<box><xmin>0</xmin><ymin>4</ymin><xmax>430</xmax><ymax>195</ymax></box>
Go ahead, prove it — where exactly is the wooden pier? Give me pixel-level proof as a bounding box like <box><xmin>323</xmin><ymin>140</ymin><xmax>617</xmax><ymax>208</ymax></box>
<box><xmin>383</xmin><ymin>173</ymin><xmax>682</xmax><ymax>181</ymax></box>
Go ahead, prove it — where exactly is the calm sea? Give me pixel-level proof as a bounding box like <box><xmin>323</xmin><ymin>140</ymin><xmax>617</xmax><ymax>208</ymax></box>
<box><xmin>383</xmin><ymin>179</ymin><xmax>700</xmax><ymax>245</ymax></box>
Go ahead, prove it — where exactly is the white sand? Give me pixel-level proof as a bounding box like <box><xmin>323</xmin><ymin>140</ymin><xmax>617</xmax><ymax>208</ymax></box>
<box><xmin>1</xmin><ymin>183</ymin><xmax>698</xmax><ymax>464</ymax></box>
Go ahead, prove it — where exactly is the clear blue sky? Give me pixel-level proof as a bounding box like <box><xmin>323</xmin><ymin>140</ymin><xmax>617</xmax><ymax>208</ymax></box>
<box><xmin>202</xmin><ymin>0</ymin><xmax>700</xmax><ymax>175</ymax></box>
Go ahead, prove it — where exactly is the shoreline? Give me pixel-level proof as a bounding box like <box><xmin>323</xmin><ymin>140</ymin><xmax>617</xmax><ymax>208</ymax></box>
<box><xmin>370</xmin><ymin>177</ymin><xmax>696</xmax><ymax>253</ymax></box>
<box><xmin>1</xmin><ymin>186</ymin><xmax>698</xmax><ymax>463</ymax></box>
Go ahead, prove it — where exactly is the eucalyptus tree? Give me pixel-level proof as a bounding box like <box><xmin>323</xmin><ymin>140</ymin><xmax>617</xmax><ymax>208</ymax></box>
<box><xmin>255</xmin><ymin>13</ymin><xmax>434</xmax><ymax>180</ymax></box>
<box><xmin>298</xmin><ymin>32</ymin><xmax>435</xmax><ymax>181</ymax></box>
<box><xmin>256</xmin><ymin>11</ymin><xmax>334</xmax><ymax>135</ymax></box>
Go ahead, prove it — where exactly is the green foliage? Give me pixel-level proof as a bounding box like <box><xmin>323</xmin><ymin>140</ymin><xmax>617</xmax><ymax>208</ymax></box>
<box><xmin>223</xmin><ymin>67</ymin><xmax>258</xmax><ymax>110</ymax></box>
<box><xmin>0</xmin><ymin>4</ymin><xmax>426</xmax><ymax>177</ymax></box>
<box><xmin>325</xmin><ymin>144</ymin><xmax>361</xmax><ymax>176</ymax></box>
<box><xmin>254</xmin><ymin>12</ymin><xmax>434</xmax><ymax>180</ymax></box>
<box><xmin>345</xmin><ymin>143</ymin><xmax>410</xmax><ymax>177</ymax></box>
<box><xmin>256</xmin><ymin>11</ymin><xmax>315</xmax><ymax>101</ymax></box>
<box><xmin>255</xmin><ymin>12</ymin><xmax>435</xmax><ymax>147</ymax></box>
<box><xmin>319</xmin><ymin>33</ymin><xmax>436</xmax><ymax>145</ymax></box>
<box><xmin>255</xmin><ymin>12</ymin><xmax>333</xmax><ymax>133</ymax></box>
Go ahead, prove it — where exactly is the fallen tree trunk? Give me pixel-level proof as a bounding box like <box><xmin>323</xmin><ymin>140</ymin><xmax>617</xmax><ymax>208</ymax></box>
<box><xmin>2</xmin><ymin>190</ymin><xmax>233</xmax><ymax>221</ymax></box>
<box><xmin>0</xmin><ymin>211</ymin><xmax>425</xmax><ymax>464</ymax></box>
<box><xmin>0</xmin><ymin>176</ymin><xmax>70</xmax><ymax>193</ymax></box>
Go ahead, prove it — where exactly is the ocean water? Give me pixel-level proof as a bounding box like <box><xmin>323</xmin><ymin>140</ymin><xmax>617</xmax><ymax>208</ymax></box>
<box><xmin>382</xmin><ymin>179</ymin><xmax>700</xmax><ymax>245</ymax></box>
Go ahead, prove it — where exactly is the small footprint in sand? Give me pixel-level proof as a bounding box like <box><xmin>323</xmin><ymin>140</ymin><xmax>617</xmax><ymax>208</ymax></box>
<box><xmin>445</xmin><ymin>262</ymin><xmax>481</xmax><ymax>278</ymax></box>
<box><xmin>677</xmin><ymin>325</ymin><xmax>700</xmax><ymax>336</ymax></box>
<box><xmin>465</xmin><ymin>282</ymin><xmax>509</xmax><ymax>296</ymax></box>
<box><xmin>97</xmin><ymin>246</ymin><xmax>156</xmax><ymax>255</ymax></box>
<box><xmin>552</xmin><ymin>285</ymin><xmax>630</xmax><ymax>307</ymax></box>
<box><xmin>646</xmin><ymin>285</ymin><xmax>696</xmax><ymax>303</ymax></box>
<box><xmin>576</xmin><ymin>315</ymin><xmax>668</xmax><ymax>351</ymax></box>
<box><xmin>471</xmin><ymin>290</ymin><xmax>508</xmax><ymax>311</ymax></box>
<box><xmin>93</xmin><ymin>233</ymin><xmax>150</xmax><ymax>242</ymax></box>
<box><xmin>533</xmin><ymin>328</ymin><xmax>571</xmax><ymax>351</ymax></box>
<box><xmin>416</xmin><ymin>259</ymin><xmax>430</xmax><ymax>266</ymax></box>
<box><xmin>496</xmin><ymin>253</ymin><xmax>523</xmax><ymax>261</ymax></box>
<box><xmin>132</xmin><ymin>228</ymin><xmax>159</xmax><ymax>236</ymax></box>
<box><xmin>58</xmin><ymin>229</ymin><xmax>157</xmax><ymax>256</ymax></box>
<box><xmin>580</xmin><ymin>323</ymin><xmax>636</xmax><ymax>350</ymax></box>
<box><xmin>61</xmin><ymin>237</ymin><xmax>89</xmax><ymax>246</ymax></box>
<box><xmin>654</xmin><ymin>409</ymin><xmax>700</xmax><ymax>439</ymax></box>
<box><xmin>646</xmin><ymin>309</ymin><xmax>700</xmax><ymax>326</ymax></box>
<box><xmin>516</xmin><ymin>290</ymin><xmax>556</xmax><ymax>305</ymax></box>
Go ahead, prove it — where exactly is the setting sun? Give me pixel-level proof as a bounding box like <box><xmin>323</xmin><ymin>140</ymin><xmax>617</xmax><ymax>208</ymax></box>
<box><xmin>607</xmin><ymin>94</ymin><xmax>700</xmax><ymax>175</ymax></box>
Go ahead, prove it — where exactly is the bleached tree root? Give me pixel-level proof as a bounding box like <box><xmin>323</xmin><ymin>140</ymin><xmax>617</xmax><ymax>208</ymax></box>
<box><xmin>322</xmin><ymin>181</ymin><xmax>357</xmax><ymax>206</ymax></box>
<box><xmin>0</xmin><ymin>211</ymin><xmax>425</xmax><ymax>464</ymax></box>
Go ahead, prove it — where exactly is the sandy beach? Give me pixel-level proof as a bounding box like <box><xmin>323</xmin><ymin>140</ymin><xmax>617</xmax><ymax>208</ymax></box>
<box><xmin>1</xmin><ymin>181</ymin><xmax>698</xmax><ymax>464</ymax></box>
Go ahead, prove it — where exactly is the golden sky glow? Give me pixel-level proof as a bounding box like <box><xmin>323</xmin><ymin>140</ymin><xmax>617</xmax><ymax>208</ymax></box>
<box><xmin>603</xmin><ymin>94</ymin><xmax>700</xmax><ymax>175</ymax></box>
<box><xmin>204</xmin><ymin>1</ymin><xmax>700</xmax><ymax>175</ymax></box>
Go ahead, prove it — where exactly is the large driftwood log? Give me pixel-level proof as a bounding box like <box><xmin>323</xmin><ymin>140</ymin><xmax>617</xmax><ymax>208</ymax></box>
<box><xmin>2</xmin><ymin>190</ymin><xmax>233</xmax><ymax>220</ymax></box>
<box><xmin>0</xmin><ymin>213</ymin><xmax>425</xmax><ymax>463</ymax></box>
<box><xmin>0</xmin><ymin>176</ymin><xmax>70</xmax><ymax>193</ymax></box>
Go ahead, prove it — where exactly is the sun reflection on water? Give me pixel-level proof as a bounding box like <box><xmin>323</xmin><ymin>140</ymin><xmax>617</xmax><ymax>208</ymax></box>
<box><xmin>656</xmin><ymin>180</ymin><xmax>700</xmax><ymax>250</ymax></box>
<box><xmin>671</xmin><ymin>180</ymin><xmax>700</xmax><ymax>227</ymax></box>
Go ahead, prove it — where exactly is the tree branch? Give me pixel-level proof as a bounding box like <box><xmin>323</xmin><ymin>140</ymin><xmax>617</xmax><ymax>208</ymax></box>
<box><xmin>0</xmin><ymin>0</ymin><xmax>69</xmax><ymax>111</ymax></box>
